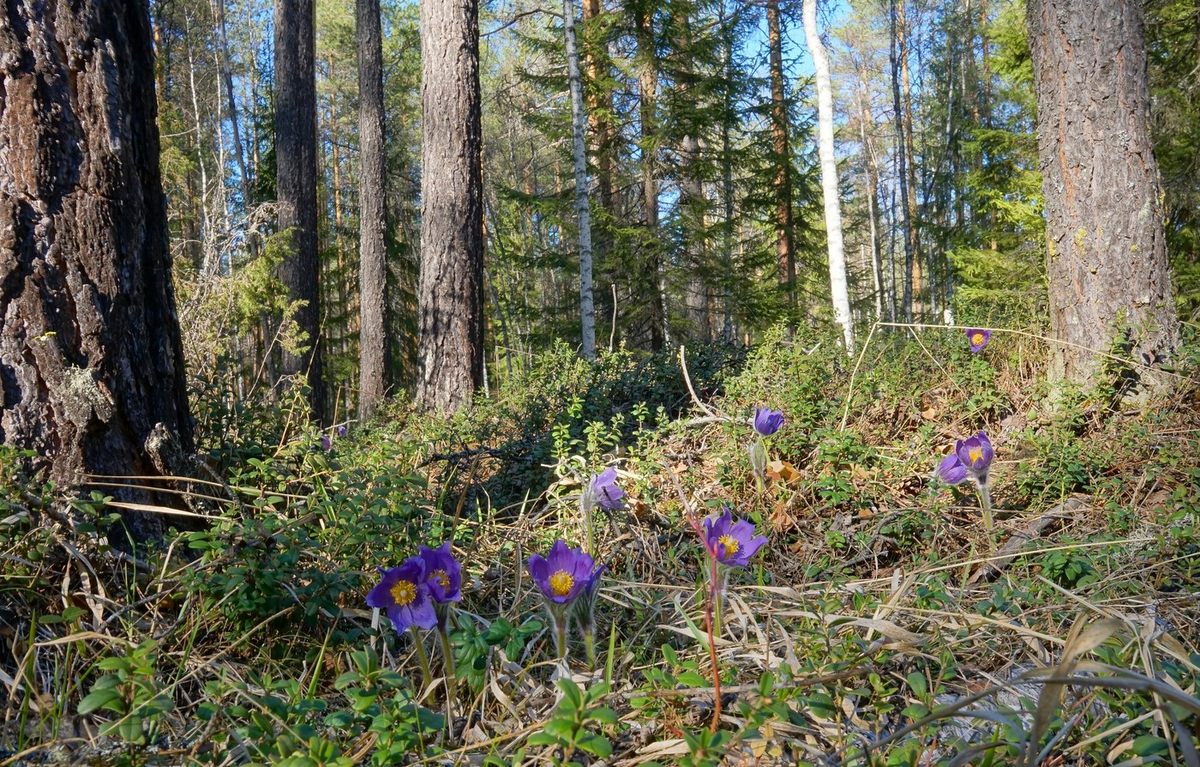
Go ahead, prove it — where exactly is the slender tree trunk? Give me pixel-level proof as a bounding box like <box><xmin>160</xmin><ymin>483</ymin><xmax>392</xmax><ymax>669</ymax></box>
<box><xmin>672</xmin><ymin>6</ymin><xmax>710</xmax><ymax>340</ymax></box>
<box><xmin>803</xmin><ymin>0</ymin><xmax>854</xmax><ymax>353</ymax></box>
<box><xmin>634</xmin><ymin>0</ymin><xmax>668</xmax><ymax>350</ymax></box>
<box><xmin>275</xmin><ymin>0</ymin><xmax>324</xmax><ymax>420</ymax></box>
<box><xmin>1</xmin><ymin>0</ymin><xmax>194</xmax><ymax>542</ymax></box>
<box><xmin>564</xmin><ymin>0</ymin><xmax>596</xmax><ymax>359</ymax></box>
<box><xmin>416</xmin><ymin>0</ymin><xmax>485</xmax><ymax>413</ymax></box>
<box><xmin>358</xmin><ymin>0</ymin><xmax>388</xmax><ymax>420</ymax></box>
<box><xmin>897</xmin><ymin>0</ymin><xmax>923</xmax><ymax>320</ymax></box>
<box><xmin>1027</xmin><ymin>0</ymin><xmax>1179</xmax><ymax>386</ymax></box>
<box><xmin>721</xmin><ymin>3</ymin><xmax>736</xmax><ymax>341</ymax></box>
<box><xmin>767</xmin><ymin>0</ymin><xmax>796</xmax><ymax>311</ymax></box>
<box><xmin>890</xmin><ymin>0</ymin><xmax>915</xmax><ymax>322</ymax></box>
<box><xmin>582</xmin><ymin>0</ymin><xmax>615</xmax><ymax>255</ymax></box>
<box><xmin>860</xmin><ymin>100</ymin><xmax>884</xmax><ymax>320</ymax></box>
<box><xmin>215</xmin><ymin>0</ymin><xmax>252</xmax><ymax>215</ymax></box>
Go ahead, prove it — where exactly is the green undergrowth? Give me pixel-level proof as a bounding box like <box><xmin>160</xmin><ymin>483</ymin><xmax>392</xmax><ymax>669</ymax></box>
<box><xmin>2</xmin><ymin>324</ymin><xmax>1199</xmax><ymax>766</ymax></box>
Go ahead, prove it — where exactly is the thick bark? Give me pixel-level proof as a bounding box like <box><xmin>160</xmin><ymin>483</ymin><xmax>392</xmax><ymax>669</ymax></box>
<box><xmin>0</xmin><ymin>0</ymin><xmax>193</xmax><ymax>541</ymax></box>
<box><xmin>357</xmin><ymin>0</ymin><xmax>388</xmax><ymax>420</ymax></box>
<box><xmin>274</xmin><ymin>0</ymin><xmax>324</xmax><ymax>420</ymax></box>
<box><xmin>416</xmin><ymin>0</ymin><xmax>484</xmax><ymax>413</ymax></box>
<box><xmin>803</xmin><ymin>0</ymin><xmax>854</xmax><ymax>354</ymax></box>
<box><xmin>1027</xmin><ymin>0</ymin><xmax>1179</xmax><ymax>385</ymax></box>
<box><xmin>564</xmin><ymin>0</ymin><xmax>596</xmax><ymax>359</ymax></box>
<box><xmin>766</xmin><ymin>0</ymin><xmax>796</xmax><ymax>310</ymax></box>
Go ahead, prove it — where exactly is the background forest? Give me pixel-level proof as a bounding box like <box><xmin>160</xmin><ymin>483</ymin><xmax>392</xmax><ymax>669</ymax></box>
<box><xmin>162</xmin><ymin>0</ymin><xmax>1199</xmax><ymax>419</ymax></box>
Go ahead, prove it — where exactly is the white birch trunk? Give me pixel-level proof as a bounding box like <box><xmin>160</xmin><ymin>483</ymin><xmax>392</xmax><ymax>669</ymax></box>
<box><xmin>803</xmin><ymin>0</ymin><xmax>855</xmax><ymax>354</ymax></box>
<box><xmin>563</xmin><ymin>0</ymin><xmax>596</xmax><ymax>359</ymax></box>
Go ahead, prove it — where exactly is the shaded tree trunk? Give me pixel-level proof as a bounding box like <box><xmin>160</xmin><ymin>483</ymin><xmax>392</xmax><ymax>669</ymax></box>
<box><xmin>767</xmin><ymin>0</ymin><xmax>796</xmax><ymax>311</ymax></box>
<box><xmin>1027</xmin><ymin>0</ymin><xmax>1179</xmax><ymax>385</ymax></box>
<box><xmin>275</xmin><ymin>0</ymin><xmax>324</xmax><ymax>420</ymax></box>
<box><xmin>357</xmin><ymin>0</ymin><xmax>389</xmax><ymax>420</ymax></box>
<box><xmin>0</xmin><ymin>0</ymin><xmax>193</xmax><ymax>542</ymax></box>
<box><xmin>416</xmin><ymin>0</ymin><xmax>485</xmax><ymax>413</ymax></box>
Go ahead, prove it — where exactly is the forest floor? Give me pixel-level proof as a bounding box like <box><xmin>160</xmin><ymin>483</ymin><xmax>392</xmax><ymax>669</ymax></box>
<box><xmin>2</xmin><ymin>324</ymin><xmax>1199</xmax><ymax>766</ymax></box>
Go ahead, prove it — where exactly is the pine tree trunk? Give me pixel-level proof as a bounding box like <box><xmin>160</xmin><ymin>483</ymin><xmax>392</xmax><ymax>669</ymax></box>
<box><xmin>275</xmin><ymin>0</ymin><xmax>324</xmax><ymax>420</ymax></box>
<box><xmin>564</xmin><ymin>0</ymin><xmax>596</xmax><ymax>360</ymax></box>
<box><xmin>358</xmin><ymin>0</ymin><xmax>389</xmax><ymax>420</ymax></box>
<box><xmin>0</xmin><ymin>0</ymin><xmax>193</xmax><ymax>542</ymax></box>
<box><xmin>767</xmin><ymin>0</ymin><xmax>796</xmax><ymax>312</ymax></box>
<box><xmin>1027</xmin><ymin>0</ymin><xmax>1180</xmax><ymax>386</ymax></box>
<box><xmin>416</xmin><ymin>0</ymin><xmax>485</xmax><ymax>413</ymax></box>
<box><xmin>803</xmin><ymin>0</ymin><xmax>855</xmax><ymax>354</ymax></box>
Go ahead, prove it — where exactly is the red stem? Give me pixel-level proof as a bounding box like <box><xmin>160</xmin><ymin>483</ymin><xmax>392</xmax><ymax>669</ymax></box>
<box><xmin>687</xmin><ymin>510</ymin><xmax>722</xmax><ymax>733</ymax></box>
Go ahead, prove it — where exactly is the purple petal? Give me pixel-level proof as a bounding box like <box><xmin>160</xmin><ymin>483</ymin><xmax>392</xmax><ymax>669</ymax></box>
<box><xmin>740</xmin><ymin>535</ymin><xmax>769</xmax><ymax>564</ymax></box>
<box><xmin>937</xmin><ymin>454</ymin><xmax>969</xmax><ymax>485</ymax></box>
<box><xmin>404</xmin><ymin>596</ymin><xmax>439</xmax><ymax>631</ymax></box>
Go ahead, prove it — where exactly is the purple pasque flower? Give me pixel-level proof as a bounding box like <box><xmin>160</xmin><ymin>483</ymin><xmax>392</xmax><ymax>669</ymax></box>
<box><xmin>703</xmin><ymin>508</ymin><xmax>768</xmax><ymax>568</ymax></box>
<box><xmin>966</xmin><ymin>329</ymin><xmax>992</xmax><ymax>354</ymax></box>
<box><xmin>955</xmin><ymin>431</ymin><xmax>994</xmax><ymax>482</ymax></box>
<box><xmin>753</xmin><ymin>407</ymin><xmax>785</xmax><ymax>437</ymax></box>
<box><xmin>418</xmin><ymin>542</ymin><xmax>462</xmax><ymax>603</ymax></box>
<box><xmin>528</xmin><ymin>540</ymin><xmax>601</xmax><ymax>605</ymax></box>
<box><xmin>588</xmin><ymin>466</ymin><xmax>625</xmax><ymax>512</ymax></box>
<box><xmin>366</xmin><ymin>558</ymin><xmax>438</xmax><ymax>633</ymax></box>
<box><xmin>936</xmin><ymin>453</ymin><xmax>969</xmax><ymax>486</ymax></box>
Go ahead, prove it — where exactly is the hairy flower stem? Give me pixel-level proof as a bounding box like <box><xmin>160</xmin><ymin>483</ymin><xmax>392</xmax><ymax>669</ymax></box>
<box><xmin>410</xmin><ymin>625</ymin><xmax>432</xmax><ymax>691</ymax></box>
<box><xmin>437</xmin><ymin>627</ymin><xmax>457</xmax><ymax>727</ymax></box>
<box><xmin>583</xmin><ymin>627</ymin><xmax>596</xmax><ymax>670</ymax></box>
<box><xmin>976</xmin><ymin>480</ymin><xmax>994</xmax><ymax>547</ymax></box>
<box><xmin>705</xmin><ymin>552</ymin><xmax>722</xmax><ymax>733</ymax></box>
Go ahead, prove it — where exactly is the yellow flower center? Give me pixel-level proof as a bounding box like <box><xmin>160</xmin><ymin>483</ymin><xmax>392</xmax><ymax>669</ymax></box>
<box><xmin>968</xmin><ymin>447</ymin><xmax>984</xmax><ymax>464</ymax></box>
<box><xmin>431</xmin><ymin>569</ymin><xmax>450</xmax><ymax>589</ymax></box>
<box><xmin>718</xmin><ymin>535</ymin><xmax>740</xmax><ymax>557</ymax></box>
<box><xmin>549</xmin><ymin>570</ymin><xmax>575</xmax><ymax>597</ymax></box>
<box><xmin>972</xmin><ymin>333</ymin><xmax>985</xmax><ymax>346</ymax></box>
<box><xmin>390</xmin><ymin>580</ymin><xmax>417</xmax><ymax>607</ymax></box>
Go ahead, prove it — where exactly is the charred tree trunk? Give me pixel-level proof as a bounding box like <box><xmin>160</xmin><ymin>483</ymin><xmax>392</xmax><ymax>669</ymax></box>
<box><xmin>1027</xmin><ymin>0</ymin><xmax>1179</xmax><ymax>386</ymax></box>
<box><xmin>416</xmin><ymin>0</ymin><xmax>485</xmax><ymax>413</ymax></box>
<box><xmin>0</xmin><ymin>0</ymin><xmax>193</xmax><ymax>542</ymax></box>
<box><xmin>275</xmin><ymin>0</ymin><xmax>324</xmax><ymax>420</ymax></box>
<box><xmin>357</xmin><ymin>0</ymin><xmax>389</xmax><ymax>420</ymax></box>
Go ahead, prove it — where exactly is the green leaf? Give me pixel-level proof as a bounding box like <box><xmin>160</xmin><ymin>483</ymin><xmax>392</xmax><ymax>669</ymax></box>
<box><xmin>527</xmin><ymin>732</ymin><xmax>562</xmax><ymax>747</ymax></box>
<box><xmin>78</xmin><ymin>688</ymin><xmax>122</xmax><ymax>715</ymax></box>
<box><xmin>907</xmin><ymin>672</ymin><xmax>927</xmax><ymax>698</ymax></box>
<box><xmin>1131</xmin><ymin>735</ymin><xmax>1171</xmax><ymax>756</ymax></box>
<box><xmin>576</xmin><ymin>732</ymin><xmax>612</xmax><ymax>757</ymax></box>
<box><xmin>677</xmin><ymin>671</ymin><xmax>710</xmax><ymax>688</ymax></box>
<box><xmin>556</xmin><ymin>678</ymin><xmax>583</xmax><ymax>710</ymax></box>
<box><xmin>587</xmin><ymin>706</ymin><xmax>618</xmax><ymax>726</ymax></box>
